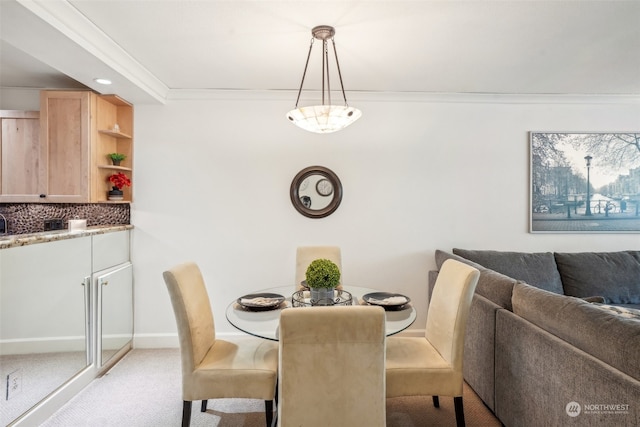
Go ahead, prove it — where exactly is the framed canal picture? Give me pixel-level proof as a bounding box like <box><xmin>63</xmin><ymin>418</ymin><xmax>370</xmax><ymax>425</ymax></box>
<box><xmin>530</xmin><ymin>132</ymin><xmax>640</xmax><ymax>233</ymax></box>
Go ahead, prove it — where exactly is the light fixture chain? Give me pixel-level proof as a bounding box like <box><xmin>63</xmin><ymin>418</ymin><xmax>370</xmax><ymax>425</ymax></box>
<box><xmin>320</xmin><ymin>39</ymin><xmax>326</xmax><ymax>105</ymax></box>
<box><xmin>331</xmin><ymin>38</ymin><xmax>349</xmax><ymax>106</ymax></box>
<box><xmin>324</xmin><ymin>39</ymin><xmax>332</xmax><ymax>106</ymax></box>
<box><xmin>294</xmin><ymin>38</ymin><xmax>315</xmax><ymax>108</ymax></box>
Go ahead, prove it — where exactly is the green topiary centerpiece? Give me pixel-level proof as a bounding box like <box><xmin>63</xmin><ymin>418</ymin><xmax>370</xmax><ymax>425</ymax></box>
<box><xmin>305</xmin><ymin>258</ymin><xmax>341</xmax><ymax>289</ymax></box>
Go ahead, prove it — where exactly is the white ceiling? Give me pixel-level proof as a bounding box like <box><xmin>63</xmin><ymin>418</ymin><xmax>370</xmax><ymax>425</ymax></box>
<box><xmin>1</xmin><ymin>0</ymin><xmax>639</xmax><ymax>105</ymax></box>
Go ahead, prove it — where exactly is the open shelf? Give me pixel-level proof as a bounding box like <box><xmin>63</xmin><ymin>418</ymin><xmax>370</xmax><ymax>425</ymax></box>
<box><xmin>96</xmin><ymin>94</ymin><xmax>133</xmax><ymax>203</ymax></box>
<box><xmin>98</xmin><ymin>165</ymin><xmax>133</xmax><ymax>172</ymax></box>
<box><xmin>98</xmin><ymin>129</ymin><xmax>132</xmax><ymax>139</ymax></box>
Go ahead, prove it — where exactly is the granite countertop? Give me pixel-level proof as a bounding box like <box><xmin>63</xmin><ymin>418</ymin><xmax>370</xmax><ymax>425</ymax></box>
<box><xmin>0</xmin><ymin>225</ymin><xmax>133</xmax><ymax>249</ymax></box>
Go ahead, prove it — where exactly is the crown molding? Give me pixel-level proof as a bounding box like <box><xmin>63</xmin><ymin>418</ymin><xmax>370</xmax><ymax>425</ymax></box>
<box><xmin>165</xmin><ymin>89</ymin><xmax>640</xmax><ymax>105</ymax></box>
<box><xmin>16</xmin><ymin>0</ymin><xmax>168</xmax><ymax>104</ymax></box>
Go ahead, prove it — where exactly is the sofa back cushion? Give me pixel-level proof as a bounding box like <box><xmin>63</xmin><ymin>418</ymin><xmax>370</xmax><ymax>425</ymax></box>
<box><xmin>512</xmin><ymin>282</ymin><xmax>640</xmax><ymax>382</ymax></box>
<box><xmin>452</xmin><ymin>249</ymin><xmax>564</xmax><ymax>294</ymax></box>
<box><xmin>436</xmin><ymin>249</ymin><xmax>483</xmax><ymax>271</ymax></box>
<box><xmin>554</xmin><ymin>251</ymin><xmax>640</xmax><ymax>304</ymax></box>
<box><xmin>436</xmin><ymin>250</ymin><xmax>516</xmax><ymax>310</ymax></box>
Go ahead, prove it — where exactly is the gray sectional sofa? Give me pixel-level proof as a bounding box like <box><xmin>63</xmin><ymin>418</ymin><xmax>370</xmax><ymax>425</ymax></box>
<box><xmin>430</xmin><ymin>249</ymin><xmax>640</xmax><ymax>427</ymax></box>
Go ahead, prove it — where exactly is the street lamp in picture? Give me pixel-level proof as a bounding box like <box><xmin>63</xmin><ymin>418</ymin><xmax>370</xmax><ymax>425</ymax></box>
<box><xmin>584</xmin><ymin>155</ymin><xmax>593</xmax><ymax>216</ymax></box>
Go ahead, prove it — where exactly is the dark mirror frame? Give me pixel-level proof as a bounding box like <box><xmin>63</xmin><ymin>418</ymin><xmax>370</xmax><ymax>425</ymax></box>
<box><xmin>290</xmin><ymin>166</ymin><xmax>343</xmax><ymax>218</ymax></box>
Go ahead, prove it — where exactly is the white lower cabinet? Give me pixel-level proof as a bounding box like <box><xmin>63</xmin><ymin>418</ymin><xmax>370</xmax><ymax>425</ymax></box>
<box><xmin>91</xmin><ymin>230</ymin><xmax>133</xmax><ymax>372</ymax></box>
<box><xmin>94</xmin><ymin>261</ymin><xmax>133</xmax><ymax>372</ymax></box>
<box><xmin>0</xmin><ymin>229</ymin><xmax>133</xmax><ymax>426</ymax></box>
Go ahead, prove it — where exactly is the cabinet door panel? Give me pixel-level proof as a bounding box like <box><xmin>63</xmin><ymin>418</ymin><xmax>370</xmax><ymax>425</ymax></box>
<box><xmin>40</xmin><ymin>92</ymin><xmax>90</xmax><ymax>202</ymax></box>
<box><xmin>0</xmin><ymin>112</ymin><xmax>44</xmax><ymax>202</ymax></box>
<box><xmin>96</xmin><ymin>262</ymin><xmax>133</xmax><ymax>367</ymax></box>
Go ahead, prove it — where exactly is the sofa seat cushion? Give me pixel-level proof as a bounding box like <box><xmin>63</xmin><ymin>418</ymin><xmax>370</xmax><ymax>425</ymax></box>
<box><xmin>592</xmin><ymin>304</ymin><xmax>640</xmax><ymax>321</ymax></box>
<box><xmin>512</xmin><ymin>282</ymin><xmax>640</xmax><ymax>382</ymax></box>
<box><xmin>453</xmin><ymin>248</ymin><xmax>564</xmax><ymax>294</ymax></box>
<box><xmin>554</xmin><ymin>251</ymin><xmax>640</xmax><ymax>304</ymax></box>
<box><xmin>617</xmin><ymin>303</ymin><xmax>640</xmax><ymax>310</ymax></box>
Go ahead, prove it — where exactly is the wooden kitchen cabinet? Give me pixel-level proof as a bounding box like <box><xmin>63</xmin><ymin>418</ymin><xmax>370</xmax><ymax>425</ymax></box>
<box><xmin>0</xmin><ymin>110</ymin><xmax>42</xmax><ymax>202</ymax></box>
<box><xmin>38</xmin><ymin>91</ymin><xmax>134</xmax><ymax>203</ymax></box>
<box><xmin>39</xmin><ymin>91</ymin><xmax>91</xmax><ymax>202</ymax></box>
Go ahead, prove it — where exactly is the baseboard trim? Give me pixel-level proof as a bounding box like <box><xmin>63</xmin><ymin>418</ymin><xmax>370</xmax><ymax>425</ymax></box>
<box><xmin>0</xmin><ymin>337</ymin><xmax>86</xmax><ymax>355</ymax></box>
<box><xmin>132</xmin><ymin>334</ymin><xmax>179</xmax><ymax>348</ymax></box>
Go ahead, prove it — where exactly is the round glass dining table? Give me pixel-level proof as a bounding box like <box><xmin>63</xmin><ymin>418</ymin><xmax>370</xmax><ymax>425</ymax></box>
<box><xmin>225</xmin><ymin>285</ymin><xmax>417</xmax><ymax>341</ymax></box>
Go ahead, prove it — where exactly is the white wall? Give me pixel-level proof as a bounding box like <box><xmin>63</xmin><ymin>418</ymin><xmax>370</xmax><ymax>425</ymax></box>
<box><xmin>0</xmin><ymin>88</ymin><xmax>40</xmax><ymax>110</ymax></box>
<box><xmin>130</xmin><ymin>92</ymin><xmax>640</xmax><ymax>347</ymax></box>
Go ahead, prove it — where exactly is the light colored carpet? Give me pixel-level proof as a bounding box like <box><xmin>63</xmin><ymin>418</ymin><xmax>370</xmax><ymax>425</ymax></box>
<box><xmin>41</xmin><ymin>348</ymin><xmax>501</xmax><ymax>427</ymax></box>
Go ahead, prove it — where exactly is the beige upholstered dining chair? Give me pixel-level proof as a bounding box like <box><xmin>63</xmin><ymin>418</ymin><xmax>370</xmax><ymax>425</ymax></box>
<box><xmin>295</xmin><ymin>246</ymin><xmax>342</xmax><ymax>290</ymax></box>
<box><xmin>163</xmin><ymin>262</ymin><xmax>278</xmax><ymax>427</ymax></box>
<box><xmin>276</xmin><ymin>305</ymin><xmax>386</xmax><ymax>427</ymax></box>
<box><xmin>385</xmin><ymin>259</ymin><xmax>480</xmax><ymax>427</ymax></box>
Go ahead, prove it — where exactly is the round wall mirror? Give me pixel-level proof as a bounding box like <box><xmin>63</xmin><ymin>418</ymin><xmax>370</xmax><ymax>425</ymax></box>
<box><xmin>290</xmin><ymin>166</ymin><xmax>343</xmax><ymax>218</ymax></box>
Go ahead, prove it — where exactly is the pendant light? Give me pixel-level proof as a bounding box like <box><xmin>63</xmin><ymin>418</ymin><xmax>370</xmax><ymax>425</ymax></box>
<box><xmin>286</xmin><ymin>25</ymin><xmax>362</xmax><ymax>134</ymax></box>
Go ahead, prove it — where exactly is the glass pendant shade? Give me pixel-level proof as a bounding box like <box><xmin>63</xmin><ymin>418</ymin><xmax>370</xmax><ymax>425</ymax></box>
<box><xmin>287</xmin><ymin>105</ymin><xmax>362</xmax><ymax>134</ymax></box>
<box><xmin>287</xmin><ymin>25</ymin><xmax>361</xmax><ymax>134</ymax></box>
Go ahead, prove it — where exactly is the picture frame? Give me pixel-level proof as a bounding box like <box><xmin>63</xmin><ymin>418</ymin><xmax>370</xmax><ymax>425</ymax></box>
<box><xmin>530</xmin><ymin>132</ymin><xmax>640</xmax><ymax>233</ymax></box>
<box><xmin>290</xmin><ymin>166</ymin><xmax>343</xmax><ymax>219</ymax></box>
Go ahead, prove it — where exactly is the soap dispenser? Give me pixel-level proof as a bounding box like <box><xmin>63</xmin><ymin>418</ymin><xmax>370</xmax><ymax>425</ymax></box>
<box><xmin>0</xmin><ymin>214</ymin><xmax>7</xmax><ymax>235</ymax></box>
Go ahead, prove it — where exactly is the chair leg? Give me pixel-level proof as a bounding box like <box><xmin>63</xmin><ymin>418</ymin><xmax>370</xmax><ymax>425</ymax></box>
<box><xmin>432</xmin><ymin>395</ymin><xmax>440</xmax><ymax>408</ymax></box>
<box><xmin>201</xmin><ymin>400</ymin><xmax>208</xmax><ymax>412</ymax></box>
<box><xmin>182</xmin><ymin>401</ymin><xmax>192</xmax><ymax>427</ymax></box>
<box><xmin>270</xmin><ymin>378</ymin><xmax>279</xmax><ymax>427</ymax></box>
<box><xmin>454</xmin><ymin>396</ymin><xmax>465</xmax><ymax>427</ymax></box>
<box><xmin>265</xmin><ymin>400</ymin><xmax>274</xmax><ymax>427</ymax></box>
<box><xmin>274</xmin><ymin>379</ymin><xmax>279</xmax><ymax>407</ymax></box>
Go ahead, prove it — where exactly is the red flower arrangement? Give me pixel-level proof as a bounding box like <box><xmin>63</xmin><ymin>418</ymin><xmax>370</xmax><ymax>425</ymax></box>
<box><xmin>108</xmin><ymin>172</ymin><xmax>131</xmax><ymax>190</ymax></box>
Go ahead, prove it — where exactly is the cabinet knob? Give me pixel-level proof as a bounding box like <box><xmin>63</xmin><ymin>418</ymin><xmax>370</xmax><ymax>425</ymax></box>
<box><xmin>102</xmin><ymin>280</ymin><xmax>109</xmax><ymax>286</ymax></box>
<box><xmin>39</xmin><ymin>194</ymin><xmax>46</xmax><ymax>198</ymax></box>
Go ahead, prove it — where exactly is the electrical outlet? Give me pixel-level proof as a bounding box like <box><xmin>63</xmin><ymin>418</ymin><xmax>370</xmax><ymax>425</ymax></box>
<box><xmin>43</xmin><ymin>218</ymin><xmax>64</xmax><ymax>231</ymax></box>
<box><xmin>6</xmin><ymin>370</ymin><xmax>21</xmax><ymax>400</ymax></box>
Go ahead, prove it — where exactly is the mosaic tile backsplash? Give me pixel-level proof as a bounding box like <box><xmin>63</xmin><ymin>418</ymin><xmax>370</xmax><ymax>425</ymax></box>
<box><xmin>0</xmin><ymin>203</ymin><xmax>130</xmax><ymax>235</ymax></box>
